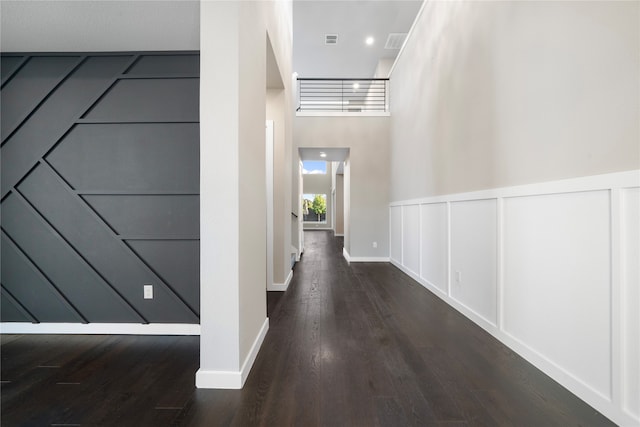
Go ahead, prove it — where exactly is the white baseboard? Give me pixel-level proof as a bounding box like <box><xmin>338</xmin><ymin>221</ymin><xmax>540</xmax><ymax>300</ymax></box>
<box><xmin>268</xmin><ymin>269</ymin><xmax>293</xmax><ymax>291</ymax></box>
<box><xmin>350</xmin><ymin>256</ymin><xmax>390</xmax><ymax>262</ymax></box>
<box><xmin>195</xmin><ymin>369</ymin><xmax>243</xmax><ymax>389</ymax></box>
<box><xmin>334</xmin><ymin>233</ymin><xmax>344</xmax><ymax>237</ymax></box>
<box><xmin>343</xmin><ymin>248</ymin><xmax>389</xmax><ymax>264</ymax></box>
<box><xmin>196</xmin><ymin>317</ymin><xmax>269</xmax><ymax>389</ymax></box>
<box><xmin>343</xmin><ymin>248</ymin><xmax>350</xmax><ymax>263</ymax></box>
<box><xmin>0</xmin><ymin>323</ymin><xmax>201</xmax><ymax>335</ymax></box>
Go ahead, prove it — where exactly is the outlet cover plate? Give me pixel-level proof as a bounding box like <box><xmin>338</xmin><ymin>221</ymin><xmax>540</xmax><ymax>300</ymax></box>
<box><xmin>144</xmin><ymin>284</ymin><xmax>153</xmax><ymax>299</ymax></box>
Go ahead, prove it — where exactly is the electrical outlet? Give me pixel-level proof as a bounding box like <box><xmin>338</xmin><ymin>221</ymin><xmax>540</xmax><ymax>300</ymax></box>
<box><xmin>143</xmin><ymin>284</ymin><xmax>153</xmax><ymax>299</ymax></box>
<box><xmin>455</xmin><ymin>271</ymin><xmax>462</xmax><ymax>283</ymax></box>
<box><xmin>372</xmin><ymin>241</ymin><xmax>378</xmax><ymax>248</ymax></box>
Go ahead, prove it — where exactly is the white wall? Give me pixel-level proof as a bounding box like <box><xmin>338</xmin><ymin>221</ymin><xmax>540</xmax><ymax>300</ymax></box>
<box><xmin>199</xmin><ymin>0</ymin><xmax>292</xmax><ymax>389</ymax></box>
<box><xmin>200</xmin><ymin>1</ymin><xmax>241</xmax><ymax>383</ymax></box>
<box><xmin>0</xmin><ymin>0</ymin><xmax>199</xmax><ymax>52</ymax></box>
<box><xmin>389</xmin><ymin>2</ymin><xmax>639</xmax><ymax>424</ymax></box>
<box><xmin>390</xmin><ymin>1</ymin><xmax>640</xmax><ymax>200</ymax></box>
<box><xmin>294</xmin><ymin>117</ymin><xmax>389</xmax><ymax>260</ymax></box>
<box><xmin>373</xmin><ymin>58</ymin><xmax>394</xmax><ymax>78</ymax></box>
<box><xmin>267</xmin><ymin>88</ymin><xmax>292</xmax><ymax>289</ymax></box>
<box><xmin>335</xmin><ymin>174</ymin><xmax>344</xmax><ymax>235</ymax></box>
<box><xmin>343</xmin><ymin>155</ymin><xmax>351</xmax><ymax>254</ymax></box>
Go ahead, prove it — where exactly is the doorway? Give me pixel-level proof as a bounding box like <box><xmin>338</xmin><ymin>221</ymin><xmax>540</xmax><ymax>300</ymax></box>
<box><xmin>297</xmin><ymin>147</ymin><xmax>349</xmax><ymax>255</ymax></box>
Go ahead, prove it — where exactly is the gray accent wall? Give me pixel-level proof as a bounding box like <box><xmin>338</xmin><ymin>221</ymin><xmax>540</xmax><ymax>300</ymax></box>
<box><xmin>0</xmin><ymin>53</ymin><xmax>200</xmax><ymax>324</ymax></box>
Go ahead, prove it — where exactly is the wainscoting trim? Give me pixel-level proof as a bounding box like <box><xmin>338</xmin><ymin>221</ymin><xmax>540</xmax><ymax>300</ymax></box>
<box><xmin>390</xmin><ymin>169</ymin><xmax>640</xmax><ymax>427</ymax></box>
<box><xmin>390</xmin><ymin>170</ymin><xmax>638</xmax><ymax>206</ymax></box>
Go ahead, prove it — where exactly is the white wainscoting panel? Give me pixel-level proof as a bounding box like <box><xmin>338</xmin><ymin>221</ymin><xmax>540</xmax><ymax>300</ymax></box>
<box><xmin>402</xmin><ymin>204</ymin><xmax>420</xmax><ymax>276</ymax></box>
<box><xmin>390</xmin><ymin>206</ymin><xmax>402</xmax><ymax>264</ymax></box>
<box><xmin>450</xmin><ymin>199</ymin><xmax>498</xmax><ymax>326</ymax></box>
<box><xmin>420</xmin><ymin>203</ymin><xmax>448</xmax><ymax>294</ymax></box>
<box><xmin>622</xmin><ymin>187</ymin><xmax>640</xmax><ymax>419</ymax></box>
<box><xmin>503</xmin><ymin>191</ymin><xmax>612</xmax><ymax>399</ymax></box>
<box><xmin>389</xmin><ymin>170</ymin><xmax>640</xmax><ymax>427</ymax></box>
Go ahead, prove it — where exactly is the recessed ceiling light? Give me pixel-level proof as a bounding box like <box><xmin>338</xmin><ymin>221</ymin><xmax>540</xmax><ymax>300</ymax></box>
<box><xmin>365</xmin><ymin>36</ymin><xmax>374</xmax><ymax>46</ymax></box>
<box><xmin>320</xmin><ymin>152</ymin><xmax>327</xmax><ymax>158</ymax></box>
<box><xmin>352</xmin><ymin>83</ymin><xmax>360</xmax><ymax>90</ymax></box>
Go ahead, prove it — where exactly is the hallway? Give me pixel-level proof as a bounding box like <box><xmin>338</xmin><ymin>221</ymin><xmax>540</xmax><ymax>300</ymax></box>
<box><xmin>182</xmin><ymin>231</ymin><xmax>611</xmax><ymax>426</ymax></box>
<box><xmin>1</xmin><ymin>231</ymin><xmax>613</xmax><ymax>426</ymax></box>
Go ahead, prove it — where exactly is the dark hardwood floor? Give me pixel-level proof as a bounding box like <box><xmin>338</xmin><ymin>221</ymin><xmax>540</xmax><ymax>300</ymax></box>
<box><xmin>1</xmin><ymin>231</ymin><xmax>614</xmax><ymax>426</ymax></box>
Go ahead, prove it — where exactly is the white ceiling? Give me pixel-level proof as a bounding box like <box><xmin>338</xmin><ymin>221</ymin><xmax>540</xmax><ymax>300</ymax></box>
<box><xmin>293</xmin><ymin>0</ymin><xmax>423</xmax><ymax>78</ymax></box>
<box><xmin>1</xmin><ymin>0</ymin><xmax>421</xmax><ymax>78</ymax></box>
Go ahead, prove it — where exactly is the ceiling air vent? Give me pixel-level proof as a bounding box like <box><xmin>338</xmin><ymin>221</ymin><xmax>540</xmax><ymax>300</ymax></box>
<box><xmin>385</xmin><ymin>33</ymin><xmax>407</xmax><ymax>50</ymax></box>
<box><xmin>325</xmin><ymin>34</ymin><xmax>338</xmax><ymax>45</ymax></box>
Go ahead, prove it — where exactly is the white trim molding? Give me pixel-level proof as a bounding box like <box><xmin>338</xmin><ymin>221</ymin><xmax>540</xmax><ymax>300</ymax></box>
<box><xmin>343</xmin><ymin>248</ymin><xmax>389</xmax><ymax>264</ymax></box>
<box><xmin>390</xmin><ymin>170</ymin><xmax>639</xmax><ymax>207</ymax></box>
<box><xmin>195</xmin><ymin>318</ymin><xmax>269</xmax><ymax>389</ymax></box>
<box><xmin>0</xmin><ymin>322</ymin><xmax>201</xmax><ymax>335</ymax></box>
<box><xmin>389</xmin><ymin>170</ymin><xmax>640</xmax><ymax>427</ymax></box>
<box><xmin>268</xmin><ymin>269</ymin><xmax>293</xmax><ymax>292</ymax></box>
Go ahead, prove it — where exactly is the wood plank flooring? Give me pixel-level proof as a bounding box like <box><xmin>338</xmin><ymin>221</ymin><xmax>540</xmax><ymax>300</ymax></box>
<box><xmin>1</xmin><ymin>231</ymin><xmax>614</xmax><ymax>426</ymax></box>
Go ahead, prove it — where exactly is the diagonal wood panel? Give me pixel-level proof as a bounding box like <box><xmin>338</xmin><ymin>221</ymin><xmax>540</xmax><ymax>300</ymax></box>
<box><xmin>126</xmin><ymin>240</ymin><xmax>200</xmax><ymax>315</ymax></box>
<box><xmin>0</xmin><ymin>53</ymin><xmax>200</xmax><ymax>324</ymax></box>
<box><xmin>0</xmin><ymin>286</ymin><xmax>36</xmax><ymax>322</ymax></box>
<box><xmin>46</xmin><ymin>123</ymin><xmax>199</xmax><ymax>193</ymax></box>
<box><xmin>18</xmin><ymin>163</ymin><xmax>199</xmax><ymax>323</ymax></box>
<box><xmin>0</xmin><ymin>56</ymin><xmax>27</xmax><ymax>86</ymax></box>
<box><xmin>1</xmin><ymin>232</ymin><xmax>85</xmax><ymax>323</ymax></box>
<box><xmin>0</xmin><ymin>56</ymin><xmax>82</xmax><ymax>142</ymax></box>
<box><xmin>1</xmin><ymin>55</ymin><xmax>136</xmax><ymax>198</ymax></box>
<box><xmin>1</xmin><ymin>192</ymin><xmax>145</xmax><ymax>323</ymax></box>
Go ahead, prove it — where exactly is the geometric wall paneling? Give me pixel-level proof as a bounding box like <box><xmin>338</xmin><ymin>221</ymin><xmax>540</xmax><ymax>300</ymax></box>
<box><xmin>83</xmin><ymin>78</ymin><xmax>199</xmax><ymax>122</ymax></box>
<box><xmin>83</xmin><ymin>195</ymin><xmax>199</xmax><ymax>238</ymax></box>
<box><xmin>17</xmin><ymin>163</ymin><xmax>198</xmax><ymax>323</ymax></box>
<box><xmin>449</xmin><ymin>199</ymin><xmax>498</xmax><ymax>326</ymax></box>
<box><xmin>1</xmin><ymin>232</ymin><xmax>84</xmax><ymax>323</ymax></box>
<box><xmin>0</xmin><ymin>56</ymin><xmax>81</xmax><ymax>141</ymax></box>
<box><xmin>389</xmin><ymin>206</ymin><xmax>402</xmax><ymax>263</ymax></box>
<box><xmin>46</xmin><ymin>123</ymin><xmax>199</xmax><ymax>193</ymax></box>
<box><xmin>503</xmin><ymin>190</ymin><xmax>612</xmax><ymax>399</ymax></box>
<box><xmin>622</xmin><ymin>187</ymin><xmax>640</xmax><ymax>419</ymax></box>
<box><xmin>0</xmin><ymin>193</ymin><xmax>143</xmax><ymax>323</ymax></box>
<box><xmin>0</xmin><ymin>286</ymin><xmax>35</xmax><ymax>323</ymax></box>
<box><xmin>1</xmin><ymin>55</ymin><xmax>136</xmax><ymax>198</ymax></box>
<box><xmin>1</xmin><ymin>55</ymin><xmax>27</xmax><ymax>85</ymax></box>
<box><xmin>390</xmin><ymin>171</ymin><xmax>640</xmax><ymax>427</ymax></box>
<box><xmin>125</xmin><ymin>54</ymin><xmax>199</xmax><ymax>76</ymax></box>
<box><xmin>1</xmin><ymin>53</ymin><xmax>200</xmax><ymax>325</ymax></box>
<box><xmin>420</xmin><ymin>203</ymin><xmax>448</xmax><ymax>294</ymax></box>
<box><xmin>401</xmin><ymin>204</ymin><xmax>420</xmax><ymax>276</ymax></box>
<box><xmin>126</xmin><ymin>240</ymin><xmax>200</xmax><ymax>315</ymax></box>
